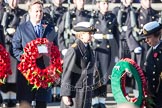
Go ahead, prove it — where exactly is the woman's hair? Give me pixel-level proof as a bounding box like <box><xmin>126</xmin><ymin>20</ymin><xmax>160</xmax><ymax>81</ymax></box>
<box><xmin>154</xmin><ymin>29</ymin><xmax>161</xmax><ymax>38</ymax></box>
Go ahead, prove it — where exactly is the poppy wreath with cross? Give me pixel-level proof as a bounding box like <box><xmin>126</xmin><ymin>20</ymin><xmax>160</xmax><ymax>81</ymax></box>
<box><xmin>18</xmin><ymin>38</ymin><xmax>63</xmax><ymax>90</ymax></box>
<box><xmin>111</xmin><ymin>58</ymin><xmax>149</xmax><ymax>107</ymax></box>
<box><xmin>0</xmin><ymin>44</ymin><xmax>12</xmax><ymax>85</ymax></box>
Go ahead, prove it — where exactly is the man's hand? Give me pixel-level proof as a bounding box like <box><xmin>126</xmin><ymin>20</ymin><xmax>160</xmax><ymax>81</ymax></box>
<box><xmin>62</xmin><ymin>96</ymin><xmax>72</xmax><ymax>106</ymax></box>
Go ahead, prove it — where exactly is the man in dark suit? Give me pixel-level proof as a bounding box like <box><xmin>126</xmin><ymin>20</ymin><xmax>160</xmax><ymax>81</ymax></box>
<box><xmin>12</xmin><ymin>0</ymin><xmax>57</xmax><ymax>108</ymax></box>
<box><xmin>143</xmin><ymin>21</ymin><xmax>162</xmax><ymax>108</ymax></box>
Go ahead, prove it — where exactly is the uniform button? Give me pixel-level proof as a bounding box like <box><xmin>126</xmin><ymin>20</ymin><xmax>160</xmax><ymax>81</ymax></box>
<box><xmin>109</xmin><ymin>22</ymin><xmax>112</xmax><ymax>24</ymax></box>
<box><xmin>154</xmin><ymin>65</ymin><xmax>156</xmax><ymax>68</ymax></box>
<box><xmin>153</xmin><ymin>78</ymin><xmax>155</xmax><ymax>81</ymax></box>
<box><xmin>87</xmin><ymin>76</ymin><xmax>88</xmax><ymax>79</ymax></box>
<box><xmin>140</xmin><ymin>24</ymin><xmax>143</xmax><ymax>27</ymax></box>
<box><xmin>97</xmin><ymin>29</ymin><xmax>99</xmax><ymax>32</ymax></box>
<box><xmin>73</xmin><ymin>18</ymin><xmax>76</xmax><ymax>20</ymax></box>
<box><xmin>97</xmin><ymin>44</ymin><xmax>100</xmax><ymax>47</ymax></box>
<box><xmin>157</xmin><ymin>58</ymin><xmax>159</xmax><ymax>61</ymax></box>
<box><xmin>108</xmin><ymin>29</ymin><xmax>111</xmax><ymax>32</ymax></box>
<box><xmin>152</xmin><ymin>16</ymin><xmax>155</xmax><ymax>19</ymax></box>
<box><xmin>96</xmin><ymin>21</ymin><xmax>99</xmax><ymax>24</ymax></box>
<box><xmin>153</xmin><ymin>71</ymin><xmax>155</xmax><ymax>74</ymax></box>
<box><xmin>153</xmin><ymin>85</ymin><xmax>155</xmax><ymax>88</ymax></box>
<box><xmin>107</xmin><ymin>45</ymin><xmax>110</xmax><ymax>48</ymax></box>
<box><xmin>159</xmin><ymin>51</ymin><xmax>162</xmax><ymax>54</ymax></box>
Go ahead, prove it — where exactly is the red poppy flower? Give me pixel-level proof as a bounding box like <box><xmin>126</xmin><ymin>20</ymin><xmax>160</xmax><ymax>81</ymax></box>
<box><xmin>0</xmin><ymin>44</ymin><xmax>12</xmax><ymax>85</ymax></box>
<box><xmin>18</xmin><ymin>38</ymin><xmax>63</xmax><ymax>90</ymax></box>
<box><xmin>153</xmin><ymin>52</ymin><xmax>158</xmax><ymax>58</ymax></box>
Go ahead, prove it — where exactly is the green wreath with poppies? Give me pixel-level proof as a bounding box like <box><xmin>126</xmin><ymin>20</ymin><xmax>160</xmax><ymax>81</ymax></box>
<box><xmin>111</xmin><ymin>58</ymin><xmax>148</xmax><ymax>107</ymax></box>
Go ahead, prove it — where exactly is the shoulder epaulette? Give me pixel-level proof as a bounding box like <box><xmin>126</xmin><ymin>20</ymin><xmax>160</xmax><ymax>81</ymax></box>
<box><xmin>71</xmin><ymin>43</ymin><xmax>77</xmax><ymax>48</ymax></box>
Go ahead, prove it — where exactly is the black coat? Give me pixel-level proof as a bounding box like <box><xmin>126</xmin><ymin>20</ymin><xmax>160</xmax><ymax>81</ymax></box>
<box><xmin>12</xmin><ymin>20</ymin><xmax>57</xmax><ymax>102</ymax></box>
<box><xmin>144</xmin><ymin>42</ymin><xmax>162</xmax><ymax>108</ymax></box>
<box><xmin>93</xmin><ymin>11</ymin><xmax>119</xmax><ymax>87</ymax></box>
<box><xmin>60</xmin><ymin>39</ymin><xmax>95</xmax><ymax>108</ymax></box>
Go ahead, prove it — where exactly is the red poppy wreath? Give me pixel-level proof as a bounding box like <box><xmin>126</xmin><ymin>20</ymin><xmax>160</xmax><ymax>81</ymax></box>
<box><xmin>18</xmin><ymin>38</ymin><xmax>63</xmax><ymax>90</ymax></box>
<box><xmin>0</xmin><ymin>44</ymin><xmax>12</xmax><ymax>85</ymax></box>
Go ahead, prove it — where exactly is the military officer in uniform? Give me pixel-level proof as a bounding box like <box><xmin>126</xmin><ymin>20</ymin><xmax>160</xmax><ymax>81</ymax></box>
<box><xmin>60</xmin><ymin>21</ymin><xmax>95</xmax><ymax>108</ymax></box>
<box><xmin>0</xmin><ymin>0</ymin><xmax>26</xmax><ymax>107</ymax></box>
<box><xmin>112</xmin><ymin>0</ymin><xmax>142</xmax><ymax>95</ymax></box>
<box><xmin>143</xmin><ymin>21</ymin><xmax>162</xmax><ymax>108</ymax></box>
<box><xmin>58</xmin><ymin>0</ymin><xmax>91</xmax><ymax>56</ymax></box>
<box><xmin>91</xmin><ymin>0</ymin><xmax>119</xmax><ymax>108</ymax></box>
<box><xmin>136</xmin><ymin>0</ymin><xmax>159</xmax><ymax>67</ymax></box>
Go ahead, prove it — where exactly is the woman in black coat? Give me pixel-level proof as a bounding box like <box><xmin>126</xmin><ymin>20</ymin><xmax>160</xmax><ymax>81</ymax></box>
<box><xmin>143</xmin><ymin>21</ymin><xmax>162</xmax><ymax>108</ymax></box>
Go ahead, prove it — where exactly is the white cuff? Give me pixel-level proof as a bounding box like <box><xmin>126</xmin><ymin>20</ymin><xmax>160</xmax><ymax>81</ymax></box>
<box><xmin>134</xmin><ymin>47</ymin><xmax>142</xmax><ymax>54</ymax></box>
<box><xmin>62</xmin><ymin>49</ymin><xmax>68</xmax><ymax>56</ymax></box>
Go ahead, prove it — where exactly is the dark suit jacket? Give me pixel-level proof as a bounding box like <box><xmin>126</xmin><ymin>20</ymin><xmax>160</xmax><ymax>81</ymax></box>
<box><xmin>12</xmin><ymin>20</ymin><xmax>57</xmax><ymax>61</ymax></box>
<box><xmin>12</xmin><ymin>20</ymin><xmax>57</xmax><ymax>102</ymax></box>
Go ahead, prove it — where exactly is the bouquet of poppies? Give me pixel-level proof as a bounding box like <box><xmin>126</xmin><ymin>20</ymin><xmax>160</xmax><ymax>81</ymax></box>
<box><xmin>18</xmin><ymin>38</ymin><xmax>63</xmax><ymax>90</ymax></box>
<box><xmin>0</xmin><ymin>44</ymin><xmax>12</xmax><ymax>85</ymax></box>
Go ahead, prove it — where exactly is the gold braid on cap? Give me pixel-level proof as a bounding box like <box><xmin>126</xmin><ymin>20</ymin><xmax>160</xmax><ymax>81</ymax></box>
<box><xmin>143</xmin><ymin>29</ymin><xmax>148</xmax><ymax>35</ymax></box>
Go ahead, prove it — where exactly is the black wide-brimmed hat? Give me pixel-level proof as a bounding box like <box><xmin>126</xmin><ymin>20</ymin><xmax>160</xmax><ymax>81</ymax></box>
<box><xmin>142</xmin><ymin>21</ymin><xmax>162</xmax><ymax>36</ymax></box>
<box><xmin>73</xmin><ymin>22</ymin><xmax>96</xmax><ymax>33</ymax></box>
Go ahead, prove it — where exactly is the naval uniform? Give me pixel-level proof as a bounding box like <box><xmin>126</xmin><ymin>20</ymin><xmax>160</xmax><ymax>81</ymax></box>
<box><xmin>144</xmin><ymin>42</ymin><xmax>162</xmax><ymax>108</ymax></box>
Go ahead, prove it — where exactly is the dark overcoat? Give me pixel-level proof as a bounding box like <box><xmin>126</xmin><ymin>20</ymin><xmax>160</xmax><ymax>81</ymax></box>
<box><xmin>12</xmin><ymin>20</ymin><xmax>57</xmax><ymax>102</ymax></box>
<box><xmin>92</xmin><ymin>11</ymin><xmax>119</xmax><ymax>97</ymax></box>
<box><xmin>60</xmin><ymin>39</ymin><xmax>95</xmax><ymax>108</ymax></box>
<box><xmin>144</xmin><ymin>42</ymin><xmax>162</xmax><ymax>108</ymax></box>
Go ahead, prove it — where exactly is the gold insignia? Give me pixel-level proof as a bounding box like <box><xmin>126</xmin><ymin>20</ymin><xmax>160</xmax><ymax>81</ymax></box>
<box><xmin>143</xmin><ymin>29</ymin><xmax>147</xmax><ymax>35</ymax></box>
<box><xmin>71</xmin><ymin>43</ymin><xmax>77</xmax><ymax>48</ymax></box>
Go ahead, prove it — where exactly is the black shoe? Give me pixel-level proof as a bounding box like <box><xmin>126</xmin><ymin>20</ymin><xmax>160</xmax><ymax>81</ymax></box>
<box><xmin>7</xmin><ymin>99</ymin><xmax>17</xmax><ymax>107</ymax></box>
<box><xmin>53</xmin><ymin>95</ymin><xmax>61</xmax><ymax>102</ymax></box>
<box><xmin>99</xmin><ymin>103</ymin><xmax>106</xmax><ymax>108</ymax></box>
<box><xmin>1</xmin><ymin>102</ymin><xmax>7</xmax><ymax>108</ymax></box>
<box><xmin>93</xmin><ymin>104</ymin><xmax>100</xmax><ymax>108</ymax></box>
